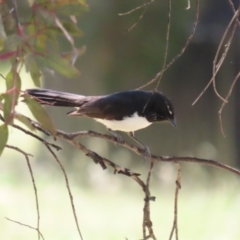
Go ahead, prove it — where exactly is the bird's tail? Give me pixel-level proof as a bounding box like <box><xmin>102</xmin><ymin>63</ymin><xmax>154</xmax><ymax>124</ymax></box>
<box><xmin>25</xmin><ymin>88</ymin><xmax>85</xmax><ymax>107</ymax></box>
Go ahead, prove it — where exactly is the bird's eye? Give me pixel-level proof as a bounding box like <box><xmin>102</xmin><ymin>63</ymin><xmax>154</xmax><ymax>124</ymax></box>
<box><xmin>165</xmin><ymin>101</ymin><xmax>173</xmax><ymax>115</ymax></box>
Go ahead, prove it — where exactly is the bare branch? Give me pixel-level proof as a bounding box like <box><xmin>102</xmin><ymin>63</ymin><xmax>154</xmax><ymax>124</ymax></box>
<box><xmin>155</xmin><ymin>0</ymin><xmax>172</xmax><ymax>90</ymax></box>
<box><xmin>52</xmin><ymin>129</ymin><xmax>240</xmax><ymax>177</ymax></box>
<box><xmin>118</xmin><ymin>0</ymin><xmax>155</xmax><ymax>16</ymax></box>
<box><xmin>6</xmin><ymin>144</ymin><xmax>33</xmax><ymax>157</ymax></box>
<box><xmin>119</xmin><ymin>0</ymin><xmax>155</xmax><ymax>33</ymax></box>
<box><xmin>169</xmin><ymin>163</ymin><xmax>181</xmax><ymax>240</ymax></box>
<box><xmin>192</xmin><ymin>7</ymin><xmax>240</xmax><ymax>106</ymax></box>
<box><xmin>138</xmin><ymin>0</ymin><xmax>199</xmax><ymax>90</ymax></box>
<box><xmin>219</xmin><ymin>71</ymin><xmax>240</xmax><ymax>136</ymax></box>
<box><xmin>227</xmin><ymin>0</ymin><xmax>240</xmax><ymax>27</ymax></box>
<box><xmin>211</xmin><ymin>8</ymin><xmax>239</xmax><ymax>102</ymax></box>
<box><xmin>5</xmin><ymin>144</ymin><xmax>40</xmax><ymax>240</ymax></box>
<box><xmin>6</xmin><ymin>217</ymin><xmax>45</xmax><ymax>240</ymax></box>
<box><xmin>143</xmin><ymin>158</ymin><xmax>157</xmax><ymax>240</ymax></box>
<box><xmin>44</xmin><ymin>144</ymin><xmax>84</xmax><ymax>240</ymax></box>
<box><xmin>24</xmin><ymin>153</ymin><xmax>41</xmax><ymax>240</ymax></box>
<box><xmin>0</xmin><ymin>114</ymin><xmax>61</xmax><ymax>151</ymax></box>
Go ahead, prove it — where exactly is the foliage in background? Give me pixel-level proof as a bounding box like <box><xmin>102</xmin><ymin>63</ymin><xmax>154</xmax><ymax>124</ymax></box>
<box><xmin>0</xmin><ymin>0</ymin><xmax>88</xmax><ymax>155</ymax></box>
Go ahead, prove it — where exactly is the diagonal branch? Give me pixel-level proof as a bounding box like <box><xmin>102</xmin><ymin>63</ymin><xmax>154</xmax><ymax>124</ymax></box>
<box><xmin>5</xmin><ymin>145</ymin><xmax>41</xmax><ymax>240</ymax></box>
<box><xmin>44</xmin><ymin>144</ymin><xmax>84</xmax><ymax>240</ymax></box>
<box><xmin>192</xmin><ymin>6</ymin><xmax>240</xmax><ymax>106</ymax></box>
<box><xmin>6</xmin><ymin>218</ymin><xmax>45</xmax><ymax>240</ymax></box>
<box><xmin>138</xmin><ymin>0</ymin><xmax>199</xmax><ymax>90</ymax></box>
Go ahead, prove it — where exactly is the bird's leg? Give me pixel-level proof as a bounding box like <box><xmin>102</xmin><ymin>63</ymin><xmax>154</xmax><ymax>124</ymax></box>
<box><xmin>128</xmin><ymin>132</ymin><xmax>151</xmax><ymax>158</ymax></box>
<box><xmin>107</xmin><ymin>128</ymin><xmax>124</xmax><ymax>144</ymax></box>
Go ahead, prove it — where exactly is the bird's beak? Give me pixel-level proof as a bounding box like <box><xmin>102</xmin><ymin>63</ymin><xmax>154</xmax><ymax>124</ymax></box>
<box><xmin>169</xmin><ymin>119</ymin><xmax>177</xmax><ymax>127</ymax></box>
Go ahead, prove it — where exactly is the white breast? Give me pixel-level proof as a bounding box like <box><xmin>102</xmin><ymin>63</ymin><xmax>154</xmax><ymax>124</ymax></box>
<box><xmin>94</xmin><ymin>112</ymin><xmax>152</xmax><ymax>132</ymax></box>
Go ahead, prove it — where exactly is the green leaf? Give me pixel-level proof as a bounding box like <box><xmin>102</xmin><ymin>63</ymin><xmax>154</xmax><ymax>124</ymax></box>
<box><xmin>24</xmin><ymin>95</ymin><xmax>56</xmax><ymax>136</ymax></box>
<box><xmin>0</xmin><ymin>2</ymin><xmax>15</xmax><ymax>35</ymax></box>
<box><xmin>61</xmin><ymin>22</ymin><xmax>83</xmax><ymax>36</ymax></box>
<box><xmin>4</xmin><ymin>69</ymin><xmax>21</xmax><ymax>120</ymax></box>
<box><xmin>47</xmin><ymin>22</ymin><xmax>83</xmax><ymax>37</ymax></box>
<box><xmin>35</xmin><ymin>8</ymin><xmax>55</xmax><ymax>26</ymax></box>
<box><xmin>30</xmin><ymin>65</ymin><xmax>42</xmax><ymax>87</ymax></box>
<box><xmin>36</xmin><ymin>33</ymin><xmax>47</xmax><ymax>50</ymax></box>
<box><xmin>35</xmin><ymin>54</ymin><xmax>80</xmax><ymax>78</ymax></box>
<box><xmin>6</xmin><ymin>68</ymin><xmax>21</xmax><ymax>91</ymax></box>
<box><xmin>57</xmin><ymin>3</ymin><xmax>89</xmax><ymax>15</ymax></box>
<box><xmin>0</xmin><ymin>93</ymin><xmax>4</xmax><ymax>102</ymax></box>
<box><xmin>25</xmin><ymin>55</ymin><xmax>42</xmax><ymax>87</ymax></box>
<box><xmin>14</xmin><ymin>113</ymin><xmax>35</xmax><ymax>131</ymax></box>
<box><xmin>3</xmin><ymin>93</ymin><xmax>11</xmax><ymax>121</ymax></box>
<box><xmin>4</xmin><ymin>35</ymin><xmax>22</xmax><ymax>52</ymax></box>
<box><xmin>0</xmin><ymin>124</ymin><xmax>8</xmax><ymax>156</ymax></box>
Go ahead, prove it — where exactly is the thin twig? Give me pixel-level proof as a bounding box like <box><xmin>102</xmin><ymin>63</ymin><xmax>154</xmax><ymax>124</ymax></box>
<box><xmin>0</xmin><ymin>114</ymin><xmax>61</xmax><ymax>151</ymax></box>
<box><xmin>5</xmin><ymin>145</ymin><xmax>40</xmax><ymax>240</ymax></box>
<box><xmin>119</xmin><ymin>0</ymin><xmax>155</xmax><ymax>33</ymax></box>
<box><xmin>6</xmin><ymin>144</ymin><xmax>33</xmax><ymax>157</ymax></box>
<box><xmin>44</xmin><ymin>144</ymin><xmax>84</xmax><ymax>240</ymax></box>
<box><xmin>212</xmin><ymin>8</ymin><xmax>239</xmax><ymax>102</ymax></box>
<box><xmin>10</xmin><ymin>0</ymin><xmax>20</xmax><ymax>26</ymax></box>
<box><xmin>169</xmin><ymin>163</ymin><xmax>181</xmax><ymax>240</ymax></box>
<box><xmin>118</xmin><ymin>0</ymin><xmax>154</xmax><ymax>16</ymax></box>
<box><xmin>137</xmin><ymin>0</ymin><xmax>199</xmax><ymax>90</ymax></box>
<box><xmin>227</xmin><ymin>0</ymin><xmax>240</xmax><ymax>27</ymax></box>
<box><xmin>143</xmin><ymin>158</ymin><xmax>157</xmax><ymax>240</ymax></box>
<box><xmin>192</xmin><ymin>8</ymin><xmax>240</xmax><ymax>106</ymax></box>
<box><xmin>6</xmin><ymin>217</ymin><xmax>45</xmax><ymax>240</ymax></box>
<box><xmin>219</xmin><ymin>71</ymin><xmax>240</xmax><ymax>136</ymax></box>
<box><xmin>155</xmin><ymin>0</ymin><xmax>172</xmax><ymax>90</ymax></box>
<box><xmin>24</xmin><ymin>154</ymin><xmax>41</xmax><ymax>240</ymax></box>
<box><xmin>124</xmin><ymin>6</ymin><xmax>148</xmax><ymax>33</ymax></box>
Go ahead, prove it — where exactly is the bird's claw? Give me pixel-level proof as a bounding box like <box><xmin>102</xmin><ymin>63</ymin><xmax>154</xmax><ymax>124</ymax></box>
<box><xmin>141</xmin><ymin>145</ymin><xmax>151</xmax><ymax>159</ymax></box>
<box><xmin>115</xmin><ymin>135</ymin><xmax>124</xmax><ymax>145</ymax></box>
<box><xmin>107</xmin><ymin>128</ymin><xmax>124</xmax><ymax>145</ymax></box>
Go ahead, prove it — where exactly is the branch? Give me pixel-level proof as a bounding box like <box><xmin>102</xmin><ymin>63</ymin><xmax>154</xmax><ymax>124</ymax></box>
<box><xmin>0</xmin><ymin>114</ymin><xmax>61</xmax><ymax>151</ymax></box>
<box><xmin>6</xmin><ymin>218</ymin><xmax>45</xmax><ymax>240</ymax></box>
<box><xmin>5</xmin><ymin>144</ymin><xmax>41</xmax><ymax>240</ymax></box>
<box><xmin>192</xmin><ymin>6</ymin><xmax>240</xmax><ymax>106</ymax></box>
<box><xmin>143</xmin><ymin>158</ymin><xmax>157</xmax><ymax>240</ymax></box>
<box><xmin>4</xmin><ymin>114</ymin><xmax>240</xmax><ymax>240</ymax></box>
<box><xmin>44</xmin><ymin>144</ymin><xmax>84</xmax><ymax>240</ymax></box>
<box><xmin>169</xmin><ymin>163</ymin><xmax>181</xmax><ymax>240</ymax></box>
<box><xmin>53</xmin><ymin>130</ymin><xmax>240</xmax><ymax>177</ymax></box>
<box><xmin>6</xmin><ymin>113</ymin><xmax>240</xmax><ymax>176</ymax></box>
<box><xmin>118</xmin><ymin>0</ymin><xmax>155</xmax><ymax>16</ymax></box>
<box><xmin>137</xmin><ymin>0</ymin><xmax>199</xmax><ymax>90</ymax></box>
<box><xmin>219</xmin><ymin>71</ymin><xmax>240</xmax><ymax>136</ymax></box>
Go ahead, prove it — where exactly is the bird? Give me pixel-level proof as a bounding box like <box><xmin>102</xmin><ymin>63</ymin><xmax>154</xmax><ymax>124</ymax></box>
<box><xmin>25</xmin><ymin>88</ymin><xmax>176</xmax><ymax>155</ymax></box>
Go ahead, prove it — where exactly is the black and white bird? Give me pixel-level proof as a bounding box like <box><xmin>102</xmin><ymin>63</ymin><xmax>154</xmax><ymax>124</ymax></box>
<box><xmin>25</xmin><ymin>88</ymin><xmax>176</xmax><ymax>154</ymax></box>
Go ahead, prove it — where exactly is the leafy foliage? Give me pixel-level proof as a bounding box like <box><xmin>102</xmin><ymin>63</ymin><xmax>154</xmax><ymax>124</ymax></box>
<box><xmin>24</xmin><ymin>95</ymin><xmax>56</xmax><ymax>136</ymax></box>
<box><xmin>0</xmin><ymin>0</ymin><xmax>87</xmax><ymax>150</ymax></box>
<box><xmin>0</xmin><ymin>124</ymin><xmax>8</xmax><ymax>156</ymax></box>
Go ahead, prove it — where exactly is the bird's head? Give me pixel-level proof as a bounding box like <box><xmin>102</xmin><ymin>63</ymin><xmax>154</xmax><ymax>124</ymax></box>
<box><xmin>145</xmin><ymin>92</ymin><xmax>176</xmax><ymax>127</ymax></box>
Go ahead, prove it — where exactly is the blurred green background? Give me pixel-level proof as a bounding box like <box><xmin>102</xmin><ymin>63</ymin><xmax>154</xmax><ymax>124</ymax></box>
<box><xmin>1</xmin><ymin>0</ymin><xmax>240</xmax><ymax>239</ymax></box>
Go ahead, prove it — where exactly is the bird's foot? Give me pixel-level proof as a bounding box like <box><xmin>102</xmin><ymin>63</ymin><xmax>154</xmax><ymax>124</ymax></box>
<box><xmin>141</xmin><ymin>145</ymin><xmax>151</xmax><ymax>159</ymax></box>
<box><xmin>128</xmin><ymin>132</ymin><xmax>151</xmax><ymax>159</ymax></box>
<box><xmin>107</xmin><ymin>128</ymin><xmax>124</xmax><ymax>145</ymax></box>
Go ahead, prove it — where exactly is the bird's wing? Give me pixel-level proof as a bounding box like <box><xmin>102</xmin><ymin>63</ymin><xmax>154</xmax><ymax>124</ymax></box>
<box><xmin>68</xmin><ymin>92</ymin><xmax>141</xmax><ymax>120</ymax></box>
